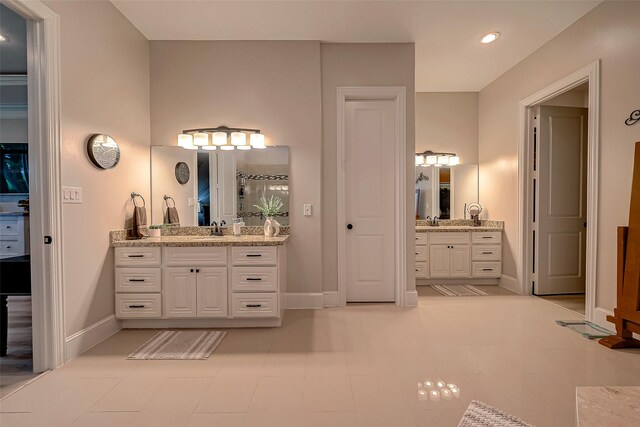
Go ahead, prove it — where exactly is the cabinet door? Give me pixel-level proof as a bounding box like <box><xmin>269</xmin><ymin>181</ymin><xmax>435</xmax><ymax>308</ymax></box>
<box><xmin>197</xmin><ymin>267</ymin><xmax>228</xmax><ymax>318</ymax></box>
<box><xmin>164</xmin><ymin>267</ymin><xmax>197</xmax><ymax>318</ymax></box>
<box><xmin>429</xmin><ymin>245</ymin><xmax>450</xmax><ymax>278</ymax></box>
<box><xmin>449</xmin><ymin>245</ymin><xmax>470</xmax><ymax>277</ymax></box>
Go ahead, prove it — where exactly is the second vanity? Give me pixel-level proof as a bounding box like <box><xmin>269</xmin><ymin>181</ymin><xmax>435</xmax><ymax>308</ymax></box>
<box><xmin>111</xmin><ymin>231</ymin><xmax>287</xmax><ymax>328</ymax></box>
<box><xmin>415</xmin><ymin>220</ymin><xmax>504</xmax><ymax>284</ymax></box>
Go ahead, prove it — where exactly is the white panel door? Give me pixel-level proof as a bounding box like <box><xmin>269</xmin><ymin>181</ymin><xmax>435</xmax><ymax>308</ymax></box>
<box><xmin>449</xmin><ymin>245</ymin><xmax>470</xmax><ymax>277</ymax></box>
<box><xmin>210</xmin><ymin>151</ymin><xmax>237</xmax><ymax>224</ymax></box>
<box><xmin>345</xmin><ymin>100</ymin><xmax>396</xmax><ymax>302</ymax></box>
<box><xmin>535</xmin><ymin>106</ymin><xmax>588</xmax><ymax>295</ymax></box>
<box><xmin>429</xmin><ymin>245</ymin><xmax>450</xmax><ymax>278</ymax></box>
<box><xmin>196</xmin><ymin>267</ymin><xmax>228</xmax><ymax>318</ymax></box>
<box><xmin>164</xmin><ymin>267</ymin><xmax>197</xmax><ymax>318</ymax></box>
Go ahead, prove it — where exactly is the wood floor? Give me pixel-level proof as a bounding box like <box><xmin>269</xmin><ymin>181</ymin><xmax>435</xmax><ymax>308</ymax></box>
<box><xmin>0</xmin><ymin>296</ymin><xmax>38</xmax><ymax>399</ymax></box>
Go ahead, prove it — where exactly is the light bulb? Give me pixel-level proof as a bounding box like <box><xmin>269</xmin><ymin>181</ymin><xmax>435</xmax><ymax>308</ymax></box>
<box><xmin>426</xmin><ymin>155</ymin><xmax>437</xmax><ymax>165</ymax></box>
<box><xmin>220</xmin><ymin>145</ymin><xmax>235</xmax><ymax>151</ymax></box>
<box><xmin>193</xmin><ymin>132</ymin><xmax>209</xmax><ymax>146</ymax></box>
<box><xmin>449</xmin><ymin>156</ymin><xmax>460</xmax><ymax>166</ymax></box>
<box><xmin>202</xmin><ymin>145</ymin><xmax>217</xmax><ymax>151</ymax></box>
<box><xmin>212</xmin><ymin>132</ymin><xmax>227</xmax><ymax>146</ymax></box>
<box><xmin>178</xmin><ymin>133</ymin><xmax>193</xmax><ymax>148</ymax></box>
<box><xmin>415</xmin><ymin>155</ymin><xmax>425</xmax><ymax>166</ymax></box>
<box><xmin>480</xmin><ymin>32</ymin><xmax>501</xmax><ymax>44</ymax></box>
<box><xmin>250</xmin><ymin>133</ymin><xmax>266</xmax><ymax>149</ymax></box>
<box><xmin>231</xmin><ymin>132</ymin><xmax>246</xmax><ymax>146</ymax></box>
<box><xmin>237</xmin><ymin>145</ymin><xmax>251</xmax><ymax>150</ymax></box>
<box><xmin>437</xmin><ymin>156</ymin><xmax>449</xmax><ymax>166</ymax></box>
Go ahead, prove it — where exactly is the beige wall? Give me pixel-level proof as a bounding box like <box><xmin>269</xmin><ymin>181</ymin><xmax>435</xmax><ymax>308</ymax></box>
<box><xmin>416</xmin><ymin>92</ymin><xmax>479</xmax><ymax>164</ymax></box>
<box><xmin>150</xmin><ymin>147</ymin><xmax>197</xmax><ymax>226</ymax></box>
<box><xmin>479</xmin><ymin>1</ymin><xmax>640</xmax><ymax>310</ymax></box>
<box><xmin>321</xmin><ymin>43</ymin><xmax>416</xmax><ymax>293</ymax></box>
<box><xmin>150</xmin><ymin>41</ymin><xmax>323</xmax><ymax>294</ymax></box>
<box><xmin>45</xmin><ymin>1</ymin><xmax>150</xmax><ymax>339</ymax></box>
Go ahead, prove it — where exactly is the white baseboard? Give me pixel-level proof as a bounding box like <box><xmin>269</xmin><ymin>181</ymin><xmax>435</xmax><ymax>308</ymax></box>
<box><xmin>285</xmin><ymin>292</ymin><xmax>324</xmax><ymax>309</ymax></box>
<box><xmin>65</xmin><ymin>315</ymin><xmax>121</xmax><ymax>362</ymax></box>
<box><xmin>323</xmin><ymin>291</ymin><xmax>339</xmax><ymax>307</ymax></box>
<box><xmin>499</xmin><ymin>275</ymin><xmax>520</xmax><ymax>294</ymax></box>
<box><xmin>405</xmin><ymin>290</ymin><xmax>418</xmax><ymax>306</ymax></box>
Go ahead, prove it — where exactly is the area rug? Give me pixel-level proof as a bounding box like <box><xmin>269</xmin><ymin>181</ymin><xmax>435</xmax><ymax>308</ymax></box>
<box><xmin>458</xmin><ymin>400</ymin><xmax>534</xmax><ymax>427</ymax></box>
<box><xmin>127</xmin><ymin>330</ymin><xmax>226</xmax><ymax>360</ymax></box>
<box><xmin>431</xmin><ymin>284</ymin><xmax>491</xmax><ymax>297</ymax></box>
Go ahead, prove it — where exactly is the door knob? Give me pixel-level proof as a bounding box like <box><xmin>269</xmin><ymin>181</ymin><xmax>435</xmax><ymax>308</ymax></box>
<box><xmin>347</xmin><ymin>224</ymin><xmax>353</xmax><ymax>230</ymax></box>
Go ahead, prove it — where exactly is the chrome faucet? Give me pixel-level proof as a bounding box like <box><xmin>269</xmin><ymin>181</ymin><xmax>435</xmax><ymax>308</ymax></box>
<box><xmin>431</xmin><ymin>216</ymin><xmax>439</xmax><ymax>226</ymax></box>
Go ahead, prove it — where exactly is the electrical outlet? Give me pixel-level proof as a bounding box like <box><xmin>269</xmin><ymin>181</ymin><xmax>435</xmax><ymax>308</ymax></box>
<box><xmin>62</xmin><ymin>186</ymin><xmax>83</xmax><ymax>204</ymax></box>
<box><xmin>303</xmin><ymin>204</ymin><xmax>312</xmax><ymax>216</ymax></box>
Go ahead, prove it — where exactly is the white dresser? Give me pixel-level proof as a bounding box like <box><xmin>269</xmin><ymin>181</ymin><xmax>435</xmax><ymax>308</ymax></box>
<box><xmin>415</xmin><ymin>229</ymin><xmax>502</xmax><ymax>283</ymax></box>
<box><xmin>0</xmin><ymin>213</ymin><xmax>30</xmax><ymax>259</ymax></box>
<box><xmin>114</xmin><ymin>242</ymin><xmax>286</xmax><ymax>328</ymax></box>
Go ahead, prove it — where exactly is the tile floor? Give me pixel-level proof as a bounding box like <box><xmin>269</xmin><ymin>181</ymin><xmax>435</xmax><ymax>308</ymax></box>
<box><xmin>537</xmin><ymin>294</ymin><xmax>586</xmax><ymax>315</ymax></box>
<box><xmin>1</xmin><ymin>286</ymin><xmax>639</xmax><ymax>427</ymax></box>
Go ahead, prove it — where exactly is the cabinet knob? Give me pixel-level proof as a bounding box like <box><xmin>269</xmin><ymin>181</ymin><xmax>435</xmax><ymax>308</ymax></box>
<box><xmin>347</xmin><ymin>224</ymin><xmax>353</xmax><ymax>230</ymax></box>
<box><xmin>190</xmin><ymin>269</ymin><xmax>194</xmax><ymax>273</ymax></box>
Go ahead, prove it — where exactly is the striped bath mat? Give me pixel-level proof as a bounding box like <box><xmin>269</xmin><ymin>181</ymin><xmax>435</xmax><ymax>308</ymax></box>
<box><xmin>128</xmin><ymin>330</ymin><xmax>226</xmax><ymax>360</ymax></box>
<box><xmin>431</xmin><ymin>284</ymin><xmax>491</xmax><ymax>297</ymax></box>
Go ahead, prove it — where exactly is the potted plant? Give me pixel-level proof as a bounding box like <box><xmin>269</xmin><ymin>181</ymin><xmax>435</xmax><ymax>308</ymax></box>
<box><xmin>254</xmin><ymin>196</ymin><xmax>283</xmax><ymax>237</ymax></box>
<box><xmin>148</xmin><ymin>224</ymin><xmax>163</xmax><ymax>237</ymax></box>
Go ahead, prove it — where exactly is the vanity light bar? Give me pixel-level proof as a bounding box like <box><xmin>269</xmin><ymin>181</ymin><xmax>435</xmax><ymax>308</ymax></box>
<box><xmin>177</xmin><ymin>126</ymin><xmax>267</xmax><ymax>151</ymax></box>
<box><xmin>415</xmin><ymin>151</ymin><xmax>460</xmax><ymax>167</ymax></box>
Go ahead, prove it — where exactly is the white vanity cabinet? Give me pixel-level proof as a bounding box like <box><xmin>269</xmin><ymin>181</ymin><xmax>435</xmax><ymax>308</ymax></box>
<box><xmin>414</xmin><ymin>233</ymin><xmax>429</xmax><ymax>279</ymax></box>
<box><xmin>0</xmin><ymin>214</ymin><xmax>30</xmax><ymax>259</ymax></box>
<box><xmin>428</xmin><ymin>232</ymin><xmax>471</xmax><ymax>278</ymax></box>
<box><xmin>114</xmin><ymin>243</ymin><xmax>286</xmax><ymax>327</ymax></box>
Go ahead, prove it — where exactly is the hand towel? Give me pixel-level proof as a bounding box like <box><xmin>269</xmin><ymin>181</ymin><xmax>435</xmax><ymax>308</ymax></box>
<box><xmin>133</xmin><ymin>206</ymin><xmax>149</xmax><ymax>238</ymax></box>
<box><xmin>167</xmin><ymin>206</ymin><xmax>180</xmax><ymax>226</ymax></box>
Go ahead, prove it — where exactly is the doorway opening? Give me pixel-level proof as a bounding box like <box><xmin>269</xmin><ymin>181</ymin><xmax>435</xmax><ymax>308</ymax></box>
<box><xmin>518</xmin><ymin>61</ymin><xmax>600</xmax><ymax>322</ymax></box>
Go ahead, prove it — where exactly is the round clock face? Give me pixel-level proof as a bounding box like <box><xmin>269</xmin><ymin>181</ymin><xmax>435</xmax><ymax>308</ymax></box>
<box><xmin>87</xmin><ymin>134</ymin><xmax>120</xmax><ymax>169</ymax></box>
<box><xmin>175</xmin><ymin>162</ymin><xmax>190</xmax><ymax>184</ymax></box>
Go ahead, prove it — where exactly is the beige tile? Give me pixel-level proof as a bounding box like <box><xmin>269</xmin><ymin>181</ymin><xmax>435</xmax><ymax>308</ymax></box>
<box><xmin>300</xmin><ymin>411</ymin><xmax>359</xmax><ymax>427</ymax></box>
<box><xmin>71</xmin><ymin>411</ymin><xmax>137</xmax><ymax>426</ymax></box>
<box><xmin>302</xmin><ymin>373</ymin><xmax>354</xmax><ymax>412</ymax></box>
<box><xmin>195</xmin><ymin>373</ymin><xmax>259</xmax><ymax>413</ymax></box>
<box><xmin>90</xmin><ymin>376</ymin><xmax>168</xmax><ymax>412</ymax></box>
<box><xmin>262</xmin><ymin>352</ymin><xmax>307</xmax><ymax>376</ymax></box>
<box><xmin>0</xmin><ymin>413</ymin><xmax>30</xmax><ymax>427</ymax></box>
<box><xmin>242</xmin><ymin>411</ymin><xmax>302</xmax><ymax>427</ymax></box>
<box><xmin>249</xmin><ymin>376</ymin><xmax>304</xmax><ymax>413</ymax></box>
<box><xmin>185</xmin><ymin>412</ymin><xmax>245</xmax><ymax>427</ymax></box>
<box><xmin>142</xmin><ymin>377</ymin><xmax>211</xmax><ymax>413</ymax></box>
<box><xmin>126</xmin><ymin>410</ymin><xmax>193</xmax><ymax>427</ymax></box>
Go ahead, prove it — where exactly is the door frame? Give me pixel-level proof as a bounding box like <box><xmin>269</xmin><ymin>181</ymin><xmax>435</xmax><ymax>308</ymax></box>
<box><xmin>336</xmin><ymin>86</ymin><xmax>407</xmax><ymax>306</ymax></box>
<box><xmin>4</xmin><ymin>0</ymin><xmax>66</xmax><ymax>370</ymax></box>
<box><xmin>517</xmin><ymin>60</ymin><xmax>600</xmax><ymax>322</ymax></box>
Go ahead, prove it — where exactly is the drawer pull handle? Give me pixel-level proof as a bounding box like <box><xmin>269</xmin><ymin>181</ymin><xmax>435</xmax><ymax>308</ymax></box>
<box><xmin>246</xmin><ymin>278</ymin><xmax>262</xmax><ymax>281</ymax></box>
<box><xmin>6</xmin><ymin>246</ymin><xmax>11</xmax><ymax>249</ymax></box>
<box><xmin>128</xmin><ymin>304</ymin><xmax>145</xmax><ymax>308</ymax></box>
<box><xmin>481</xmin><ymin>268</ymin><xmax>494</xmax><ymax>271</ymax></box>
<box><xmin>6</xmin><ymin>226</ymin><xmax>10</xmax><ymax>229</ymax></box>
<box><xmin>128</xmin><ymin>279</ymin><xmax>146</xmax><ymax>282</ymax></box>
<box><xmin>246</xmin><ymin>254</ymin><xmax>262</xmax><ymax>258</ymax></box>
<box><xmin>128</xmin><ymin>254</ymin><xmax>144</xmax><ymax>258</ymax></box>
<box><xmin>482</xmin><ymin>236</ymin><xmax>492</xmax><ymax>239</ymax></box>
<box><xmin>246</xmin><ymin>304</ymin><xmax>262</xmax><ymax>308</ymax></box>
<box><xmin>481</xmin><ymin>251</ymin><xmax>494</xmax><ymax>254</ymax></box>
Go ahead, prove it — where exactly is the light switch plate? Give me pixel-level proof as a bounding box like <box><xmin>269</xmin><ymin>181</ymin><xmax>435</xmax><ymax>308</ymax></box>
<box><xmin>188</xmin><ymin>197</ymin><xmax>195</xmax><ymax>207</ymax></box>
<box><xmin>62</xmin><ymin>186</ymin><xmax>83</xmax><ymax>204</ymax></box>
<box><xmin>303</xmin><ymin>204</ymin><xmax>312</xmax><ymax>216</ymax></box>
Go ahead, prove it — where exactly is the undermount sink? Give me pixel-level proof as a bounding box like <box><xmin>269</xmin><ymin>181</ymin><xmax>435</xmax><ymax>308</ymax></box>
<box><xmin>190</xmin><ymin>236</ymin><xmax>224</xmax><ymax>240</ymax></box>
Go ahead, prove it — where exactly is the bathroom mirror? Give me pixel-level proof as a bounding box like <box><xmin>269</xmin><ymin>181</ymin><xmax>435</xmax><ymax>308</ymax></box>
<box><xmin>150</xmin><ymin>146</ymin><xmax>289</xmax><ymax>227</ymax></box>
<box><xmin>415</xmin><ymin>163</ymin><xmax>478</xmax><ymax>220</ymax></box>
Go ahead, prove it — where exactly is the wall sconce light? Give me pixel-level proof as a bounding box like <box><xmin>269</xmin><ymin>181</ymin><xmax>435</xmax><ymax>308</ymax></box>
<box><xmin>177</xmin><ymin>126</ymin><xmax>267</xmax><ymax>151</ymax></box>
<box><xmin>415</xmin><ymin>151</ymin><xmax>460</xmax><ymax>167</ymax></box>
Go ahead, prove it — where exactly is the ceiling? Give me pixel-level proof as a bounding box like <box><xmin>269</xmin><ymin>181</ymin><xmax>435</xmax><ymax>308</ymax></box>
<box><xmin>112</xmin><ymin>0</ymin><xmax>600</xmax><ymax>92</ymax></box>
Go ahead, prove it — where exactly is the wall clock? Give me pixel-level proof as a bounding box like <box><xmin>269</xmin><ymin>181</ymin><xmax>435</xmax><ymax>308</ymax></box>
<box><xmin>87</xmin><ymin>134</ymin><xmax>120</xmax><ymax>169</ymax></box>
<box><xmin>175</xmin><ymin>162</ymin><xmax>190</xmax><ymax>184</ymax></box>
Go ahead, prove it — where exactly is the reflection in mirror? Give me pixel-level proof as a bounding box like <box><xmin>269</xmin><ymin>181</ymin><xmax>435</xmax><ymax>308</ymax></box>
<box><xmin>415</xmin><ymin>163</ymin><xmax>478</xmax><ymax>220</ymax></box>
<box><xmin>150</xmin><ymin>146</ymin><xmax>289</xmax><ymax>227</ymax></box>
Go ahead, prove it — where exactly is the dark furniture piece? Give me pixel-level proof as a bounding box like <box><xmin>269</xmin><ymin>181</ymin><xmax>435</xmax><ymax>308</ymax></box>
<box><xmin>0</xmin><ymin>255</ymin><xmax>31</xmax><ymax>357</ymax></box>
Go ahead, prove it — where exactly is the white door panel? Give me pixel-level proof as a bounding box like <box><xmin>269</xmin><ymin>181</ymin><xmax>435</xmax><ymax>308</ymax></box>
<box><xmin>164</xmin><ymin>267</ymin><xmax>197</xmax><ymax>318</ymax></box>
<box><xmin>196</xmin><ymin>267</ymin><xmax>228</xmax><ymax>318</ymax></box>
<box><xmin>345</xmin><ymin>100</ymin><xmax>396</xmax><ymax>302</ymax></box>
<box><xmin>535</xmin><ymin>106</ymin><xmax>587</xmax><ymax>295</ymax></box>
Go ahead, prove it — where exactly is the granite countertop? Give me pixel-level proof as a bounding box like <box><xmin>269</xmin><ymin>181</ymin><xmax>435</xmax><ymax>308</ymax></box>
<box><xmin>576</xmin><ymin>386</ymin><xmax>640</xmax><ymax>426</ymax></box>
<box><xmin>415</xmin><ymin>219</ymin><xmax>504</xmax><ymax>233</ymax></box>
<box><xmin>111</xmin><ymin>234</ymin><xmax>289</xmax><ymax>248</ymax></box>
<box><xmin>0</xmin><ymin>212</ymin><xmax>29</xmax><ymax>216</ymax></box>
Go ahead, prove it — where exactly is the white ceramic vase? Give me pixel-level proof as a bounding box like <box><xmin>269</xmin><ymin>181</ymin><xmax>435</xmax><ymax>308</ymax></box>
<box><xmin>264</xmin><ymin>217</ymin><xmax>281</xmax><ymax>237</ymax></box>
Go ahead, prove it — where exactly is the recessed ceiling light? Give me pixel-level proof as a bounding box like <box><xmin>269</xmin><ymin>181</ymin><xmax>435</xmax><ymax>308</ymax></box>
<box><xmin>0</xmin><ymin>34</ymin><xmax>7</xmax><ymax>42</ymax></box>
<box><xmin>480</xmin><ymin>32</ymin><xmax>500</xmax><ymax>44</ymax></box>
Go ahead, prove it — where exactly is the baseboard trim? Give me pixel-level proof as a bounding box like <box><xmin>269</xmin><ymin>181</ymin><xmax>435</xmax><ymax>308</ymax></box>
<box><xmin>285</xmin><ymin>292</ymin><xmax>324</xmax><ymax>309</ymax></box>
<box><xmin>64</xmin><ymin>315</ymin><xmax>121</xmax><ymax>362</ymax></box>
<box><xmin>323</xmin><ymin>291</ymin><xmax>339</xmax><ymax>307</ymax></box>
<box><xmin>405</xmin><ymin>290</ymin><xmax>418</xmax><ymax>306</ymax></box>
<box><xmin>499</xmin><ymin>275</ymin><xmax>519</xmax><ymax>294</ymax></box>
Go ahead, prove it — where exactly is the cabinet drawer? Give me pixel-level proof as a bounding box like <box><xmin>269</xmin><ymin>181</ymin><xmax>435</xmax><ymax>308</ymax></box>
<box><xmin>115</xmin><ymin>268</ymin><xmax>161</xmax><ymax>293</ymax></box>
<box><xmin>231</xmin><ymin>293</ymin><xmax>278</xmax><ymax>318</ymax></box>
<box><xmin>0</xmin><ymin>219</ymin><xmax>19</xmax><ymax>237</ymax></box>
<box><xmin>471</xmin><ymin>245</ymin><xmax>501</xmax><ymax>261</ymax></box>
<box><xmin>115</xmin><ymin>293</ymin><xmax>162</xmax><ymax>318</ymax></box>
<box><xmin>164</xmin><ymin>247</ymin><xmax>227</xmax><ymax>266</ymax></box>
<box><xmin>429</xmin><ymin>232</ymin><xmax>470</xmax><ymax>244</ymax></box>
<box><xmin>232</xmin><ymin>267</ymin><xmax>278</xmax><ymax>292</ymax></box>
<box><xmin>115</xmin><ymin>247</ymin><xmax>161</xmax><ymax>266</ymax></box>
<box><xmin>231</xmin><ymin>247</ymin><xmax>277</xmax><ymax>266</ymax></box>
<box><xmin>415</xmin><ymin>261</ymin><xmax>429</xmax><ymax>279</ymax></box>
<box><xmin>414</xmin><ymin>233</ymin><xmax>428</xmax><ymax>246</ymax></box>
<box><xmin>415</xmin><ymin>245</ymin><xmax>429</xmax><ymax>262</ymax></box>
<box><xmin>471</xmin><ymin>232</ymin><xmax>502</xmax><ymax>244</ymax></box>
<box><xmin>472</xmin><ymin>262</ymin><xmax>502</xmax><ymax>278</ymax></box>
<box><xmin>0</xmin><ymin>239</ymin><xmax>22</xmax><ymax>255</ymax></box>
